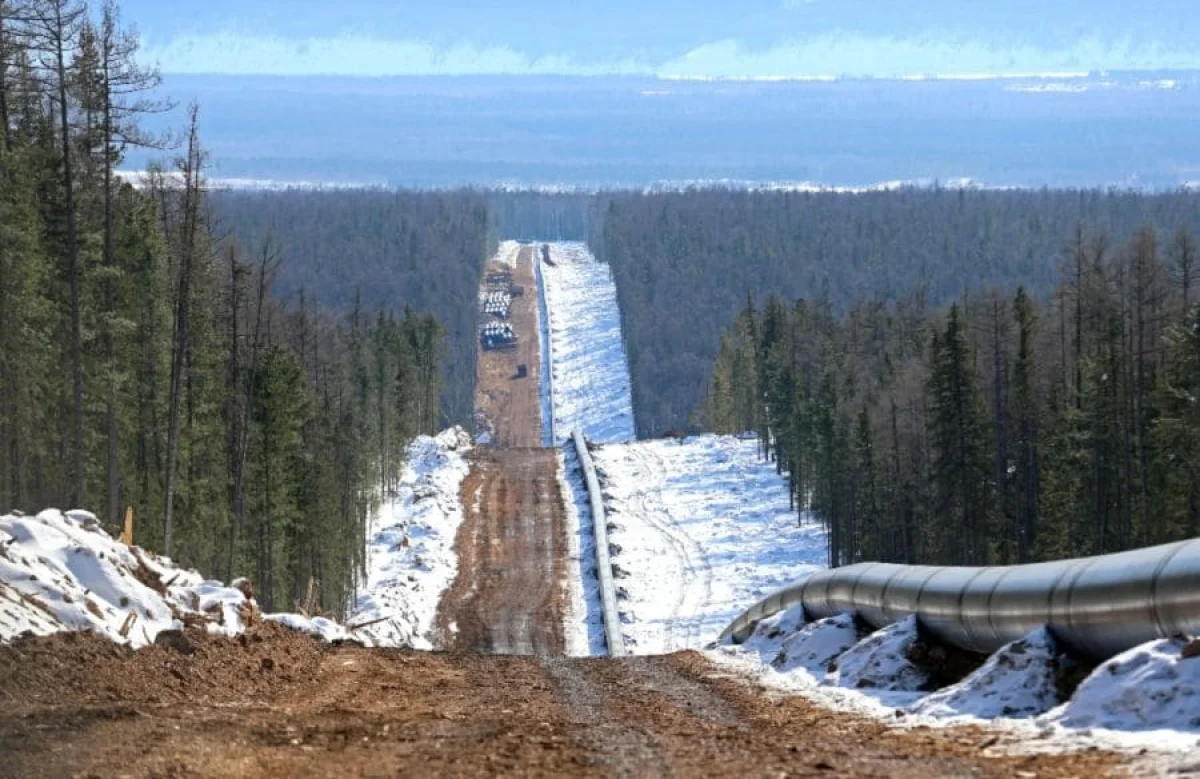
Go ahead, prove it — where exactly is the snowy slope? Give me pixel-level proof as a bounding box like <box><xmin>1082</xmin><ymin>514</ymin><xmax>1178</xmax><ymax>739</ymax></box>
<box><xmin>348</xmin><ymin>426</ymin><xmax>472</xmax><ymax>649</ymax></box>
<box><xmin>591</xmin><ymin>434</ymin><xmax>827</xmax><ymax>654</ymax></box>
<box><xmin>540</xmin><ymin>242</ymin><xmax>635</xmax><ymax>444</ymax></box>
<box><xmin>0</xmin><ymin>509</ymin><xmax>349</xmax><ymax>648</ymax></box>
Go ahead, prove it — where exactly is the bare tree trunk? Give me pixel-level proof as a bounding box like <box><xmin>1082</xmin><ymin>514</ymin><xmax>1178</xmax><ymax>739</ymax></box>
<box><xmin>47</xmin><ymin>0</ymin><xmax>86</xmax><ymax>508</ymax></box>
<box><xmin>164</xmin><ymin>106</ymin><xmax>202</xmax><ymax>556</ymax></box>
<box><xmin>0</xmin><ymin>3</ymin><xmax>11</xmax><ymax>152</ymax></box>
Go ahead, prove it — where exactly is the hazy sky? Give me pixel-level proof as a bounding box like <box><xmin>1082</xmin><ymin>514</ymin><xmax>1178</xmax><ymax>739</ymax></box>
<box><xmin>123</xmin><ymin>1</ymin><xmax>1200</xmax><ymax>77</ymax></box>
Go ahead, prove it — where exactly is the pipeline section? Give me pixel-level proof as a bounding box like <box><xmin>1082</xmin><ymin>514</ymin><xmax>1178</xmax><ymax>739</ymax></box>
<box><xmin>534</xmin><ymin>244</ymin><xmax>556</xmax><ymax>447</ymax></box>
<box><xmin>719</xmin><ymin>538</ymin><xmax>1200</xmax><ymax>661</ymax></box>
<box><xmin>571</xmin><ymin>430</ymin><xmax>626</xmax><ymax>657</ymax></box>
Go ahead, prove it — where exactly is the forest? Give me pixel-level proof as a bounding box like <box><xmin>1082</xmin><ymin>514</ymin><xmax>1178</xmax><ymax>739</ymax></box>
<box><xmin>591</xmin><ymin>188</ymin><xmax>1200</xmax><ymax>436</ymax></box>
<box><xmin>0</xmin><ymin>0</ymin><xmax>450</xmax><ymax>614</ymax></box>
<box><xmin>703</xmin><ymin>222</ymin><xmax>1200</xmax><ymax>566</ymax></box>
<box><xmin>211</xmin><ymin>190</ymin><xmax>492</xmax><ymax>426</ymax></box>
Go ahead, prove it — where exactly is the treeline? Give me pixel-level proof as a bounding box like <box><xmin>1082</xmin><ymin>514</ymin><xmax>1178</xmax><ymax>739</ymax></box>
<box><xmin>489</xmin><ymin>190</ymin><xmax>591</xmax><ymax>242</ymax></box>
<box><xmin>705</xmin><ymin>224</ymin><xmax>1200</xmax><ymax>566</ymax></box>
<box><xmin>210</xmin><ymin>189</ymin><xmax>490</xmax><ymax>427</ymax></box>
<box><xmin>591</xmin><ymin>188</ymin><xmax>1200</xmax><ymax>436</ymax></box>
<box><xmin>0</xmin><ymin>0</ymin><xmax>445</xmax><ymax>614</ymax></box>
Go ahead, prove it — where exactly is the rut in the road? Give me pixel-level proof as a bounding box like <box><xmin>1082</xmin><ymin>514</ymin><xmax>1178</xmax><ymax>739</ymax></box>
<box><xmin>435</xmin><ymin>447</ymin><xmax>568</xmax><ymax>655</ymax></box>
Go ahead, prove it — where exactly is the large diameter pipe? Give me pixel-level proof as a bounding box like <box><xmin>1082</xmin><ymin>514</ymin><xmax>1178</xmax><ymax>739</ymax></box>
<box><xmin>572</xmin><ymin>430</ymin><xmax>626</xmax><ymax>657</ymax></box>
<box><xmin>719</xmin><ymin>538</ymin><xmax>1200</xmax><ymax>660</ymax></box>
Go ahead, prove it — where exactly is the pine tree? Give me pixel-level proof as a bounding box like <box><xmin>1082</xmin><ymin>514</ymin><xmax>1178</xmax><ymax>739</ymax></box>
<box><xmin>926</xmin><ymin>305</ymin><xmax>992</xmax><ymax>564</ymax></box>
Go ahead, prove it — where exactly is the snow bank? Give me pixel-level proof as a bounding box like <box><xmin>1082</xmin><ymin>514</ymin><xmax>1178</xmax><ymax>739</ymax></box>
<box><xmin>774</xmin><ymin>612</ymin><xmax>862</xmax><ymax>676</ymax></box>
<box><xmin>1043</xmin><ymin>637</ymin><xmax>1200</xmax><ymax>733</ymax></box>
<box><xmin>913</xmin><ymin>628</ymin><xmax>1066</xmax><ymax>719</ymax></box>
<box><xmin>827</xmin><ymin>616</ymin><xmax>928</xmax><ymax>692</ymax></box>
<box><xmin>348</xmin><ymin>426</ymin><xmax>472</xmax><ymax>649</ymax></box>
<box><xmin>3</xmin><ymin>509</ymin><xmax>263</xmax><ymax>648</ymax></box>
<box><xmin>592</xmin><ymin>434</ymin><xmax>827</xmax><ymax>653</ymax></box>
<box><xmin>541</xmin><ymin>242</ymin><xmax>635</xmax><ymax>444</ymax></box>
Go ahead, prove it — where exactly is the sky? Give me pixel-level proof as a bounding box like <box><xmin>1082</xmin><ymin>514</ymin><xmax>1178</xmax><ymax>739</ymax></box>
<box><xmin>123</xmin><ymin>1</ymin><xmax>1200</xmax><ymax>78</ymax></box>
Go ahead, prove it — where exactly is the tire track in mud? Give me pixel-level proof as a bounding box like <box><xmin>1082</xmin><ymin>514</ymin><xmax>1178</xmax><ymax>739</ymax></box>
<box><xmin>435</xmin><ymin>448</ymin><xmax>568</xmax><ymax>655</ymax></box>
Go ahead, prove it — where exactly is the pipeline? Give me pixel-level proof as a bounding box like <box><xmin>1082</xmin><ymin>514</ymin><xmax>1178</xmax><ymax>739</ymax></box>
<box><xmin>571</xmin><ymin>429</ymin><xmax>626</xmax><ymax>657</ymax></box>
<box><xmin>534</xmin><ymin>242</ymin><xmax>556</xmax><ymax>447</ymax></box>
<box><xmin>719</xmin><ymin>538</ymin><xmax>1200</xmax><ymax>661</ymax></box>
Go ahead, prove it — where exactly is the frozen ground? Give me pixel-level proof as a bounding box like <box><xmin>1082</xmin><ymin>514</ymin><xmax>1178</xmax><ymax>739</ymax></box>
<box><xmin>591</xmin><ymin>434</ymin><xmax>827</xmax><ymax>654</ymax></box>
<box><xmin>710</xmin><ymin>606</ymin><xmax>1200</xmax><ymax>769</ymax></box>
<box><xmin>348</xmin><ymin>426</ymin><xmax>472</xmax><ymax>649</ymax></box>
<box><xmin>540</xmin><ymin>242</ymin><xmax>636</xmax><ymax>445</ymax></box>
<box><xmin>0</xmin><ymin>509</ymin><xmax>349</xmax><ymax>648</ymax></box>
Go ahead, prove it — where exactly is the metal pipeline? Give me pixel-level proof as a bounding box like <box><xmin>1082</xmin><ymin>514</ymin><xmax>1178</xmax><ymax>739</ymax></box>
<box><xmin>719</xmin><ymin>538</ymin><xmax>1200</xmax><ymax>660</ymax></box>
<box><xmin>572</xmin><ymin>430</ymin><xmax>626</xmax><ymax>657</ymax></box>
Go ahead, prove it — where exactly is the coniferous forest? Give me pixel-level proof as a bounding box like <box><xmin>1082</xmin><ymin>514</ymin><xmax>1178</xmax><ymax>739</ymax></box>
<box><xmin>702</xmin><ymin>223</ymin><xmax>1200</xmax><ymax>567</ymax></box>
<box><xmin>592</xmin><ymin>188</ymin><xmax>1200</xmax><ymax>437</ymax></box>
<box><xmin>0</xmin><ymin>0</ymin><xmax>455</xmax><ymax>614</ymax></box>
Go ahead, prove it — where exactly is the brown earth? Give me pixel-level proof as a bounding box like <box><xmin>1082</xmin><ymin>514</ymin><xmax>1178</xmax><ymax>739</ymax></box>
<box><xmin>434</xmin><ymin>447</ymin><xmax>568</xmax><ymax>655</ymax></box>
<box><xmin>0</xmin><ymin>626</ymin><xmax>1128</xmax><ymax>778</ymax></box>
<box><xmin>474</xmin><ymin>244</ymin><xmax>544</xmax><ymax>449</ymax></box>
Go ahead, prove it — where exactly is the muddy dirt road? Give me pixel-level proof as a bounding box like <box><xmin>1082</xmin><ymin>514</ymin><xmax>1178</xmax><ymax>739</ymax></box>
<box><xmin>435</xmin><ymin>448</ymin><xmax>568</xmax><ymax>655</ymax></box>
<box><xmin>475</xmin><ymin>244</ymin><xmax>544</xmax><ymax>449</ymax></box>
<box><xmin>0</xmin><ymin>626</ymin><xmax>1125</xmax><ymax>778</ymax></box>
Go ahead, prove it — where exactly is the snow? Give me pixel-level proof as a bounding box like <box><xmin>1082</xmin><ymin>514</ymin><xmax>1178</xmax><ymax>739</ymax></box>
<box><xmin>493</xmin><ymin>239</ymin><xmax>521</xmax><ymax>269</ymax></box>
<box><xmin>1044</xmin><ymin>638</ymin><xmax>1200</xmax><ymax>734</ymax></box>
<box><xmin>347</xmin><ymin>426</ymin><xmax>472</xmax><ymax>649</ymax></box>
<box><xmin>558</xmin><ymin>444</ymin><xmax>606</xmax><ymax>656</ymax></box>
<box><xmin>912</xmin><ymin>627</ymin><xmax>1067</xmax><ymax>720</ymax></box>
<box><xmin>264</xmin><ymin>613</ymin><xmax>355</xmax><ymax>643</ymax></box>
<box><xmin>825</xmin><ymin>616</ymin><xmax>928</xmax><ymax>694</ymax></box>
<box><xmin>590</xmin><ymin>434</ymin><xmax>827</xmax><ymax>654</ymax></box>
<box><xmin>772</xmin><ymin>611</ymin><xmax>863</xmax><ymax>676</ymax></box>
<box><xmin>3</xmin><ymin>509</ymin><xmax>266</xmax><ymax>647</ymax></box>
<box><xmin>540</xmin><ymin>242</ymin><xmax>636</xmax><ymax>445</ymax></box>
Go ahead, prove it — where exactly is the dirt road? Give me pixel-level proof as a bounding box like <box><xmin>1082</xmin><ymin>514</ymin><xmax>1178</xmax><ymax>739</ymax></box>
<box><xmin>0</xmin><ymin>625</ymin><xmax>1125</xmax><ymax>778</ymax></box>
<box><xmin>435</xmin><ymin>447</ymin><xmax>568</xmax><ymax>655</ymax></box>
<box><xmin>474</xmin><ymin>244</ymin><xmax>544</xmax><ymax>449</ymax></box>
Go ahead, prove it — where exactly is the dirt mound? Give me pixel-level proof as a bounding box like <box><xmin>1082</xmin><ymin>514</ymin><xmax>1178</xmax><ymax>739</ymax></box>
<box><xmin>0</xmin><ymin>621</ymin><xmax>327</xmax><ymax>707</ymax></box>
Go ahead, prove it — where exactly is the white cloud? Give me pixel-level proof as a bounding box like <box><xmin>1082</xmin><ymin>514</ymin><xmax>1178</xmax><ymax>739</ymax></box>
<box><xmin>141</xmin><ymin>30</ymin><xmax>1200</xmax><ymax>78</ymax></box>
<box><xmin>658</xmin><ymin>33</ymin><xmax>1200</xmax><ymax>79</ymax></box>
<box><xmin>141</xmin><ymin>32</ymin><xmax>651</xmax><ymax>76</ymax></box>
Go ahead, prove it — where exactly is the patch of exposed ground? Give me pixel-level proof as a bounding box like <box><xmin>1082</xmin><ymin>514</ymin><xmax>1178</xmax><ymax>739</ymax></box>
<box><xmin>0</xmin><ymin>628</ymin><xmax>1126</xmax><ymax>778</ymax></box>
<box><xmin>435</xmin><ymin>447</ymin><xmax>568</xmax><ymax>655</ymax></box>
